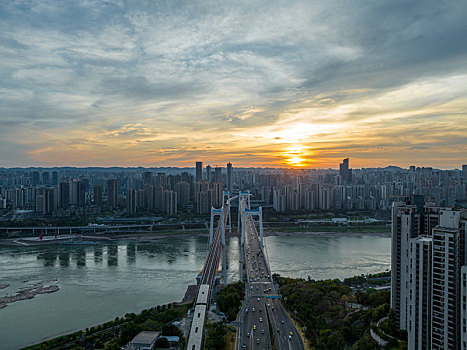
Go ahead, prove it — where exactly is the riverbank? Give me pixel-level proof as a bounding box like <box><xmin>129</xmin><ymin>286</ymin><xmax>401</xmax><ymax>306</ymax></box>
<box><xmin>266</xmin><ymin>230</ymin><xmax>391</xmax><ymax>238</ymax></box>
<box><xmin>0</xmin><ymin>227</ymin><xmax>390</xmax><ymax>246</ymax></box>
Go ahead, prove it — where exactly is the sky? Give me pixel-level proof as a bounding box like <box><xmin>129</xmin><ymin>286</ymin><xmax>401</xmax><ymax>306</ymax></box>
<box><xmin>0</xmin><ymin>0</ymin><xmax>466</xmax><ymax>169</ymax></box>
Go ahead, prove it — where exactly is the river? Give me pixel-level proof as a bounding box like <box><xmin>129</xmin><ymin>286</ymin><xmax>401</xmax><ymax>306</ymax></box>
<box><xmin>0</xmin><ymin>234</ymin><xmax>390</xmax><ymax>349</ymax></box>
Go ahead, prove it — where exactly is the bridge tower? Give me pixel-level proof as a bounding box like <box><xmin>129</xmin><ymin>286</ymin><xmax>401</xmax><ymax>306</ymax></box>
<box><xmin>209</xmin><ymin>207</ymin><xmax>227</xmax><ymax>283</ymax></box>
<box><xmin>238</xmin><ymin>192</ymin><xmax>252</xmax><ymax>281</ymax></box>
<box><xmin>222</xmin><ymin>191</ymin><xmax>232</xmax><ymax>233</ymax></box>
<box><xmin>244</xmin><ymin>206</ymin><xmax>264</xmax><ymax>247</ymax></box>
<box><xmin>238</xmin><ymin>191</ymin><xmax>250</xmax><ymax>234</ymax></box>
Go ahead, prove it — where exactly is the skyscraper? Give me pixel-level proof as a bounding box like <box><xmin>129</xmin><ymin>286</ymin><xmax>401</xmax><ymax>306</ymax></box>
<box><xmin>58</xmin><ymin>182</ymin><xmax>70</xmax><ymax>208</ymax></box>
<box><xmin>42</xmin><ymin>172</ymin><xmax>50</xmax><ymax>186</ymax></box>
<box><xmin>391</xmin><ymin>199</ymin><xmax>424</xmax><ymax>331</ymax></box>
<box><xmin>51</xmin><ymin>171</ymin><xmax>58</xmax><ymax>186</ymax></box>
<box><xmin>107</xmin><ymin>179</ymin><xmax>118</xmax><ymax>210</ymax></box>
<box><xmin>339</xmin><ymin>158</ymin><xmax>352</xmax><ymax>183</ymax></box>
<box><xmin>206</xmin><ymin>165</ymin><xmax>212</xmax><ymax>182</ymax></box>
<box><xmin>392</xmin><ymin>201</ymin><xmax>467</xmax><ymax>349</ymax></box>
<box><xmin>94</xmin><ymin>185</ymin><xmax>103</xmax><ymax>206</ymax></box>
<box><xmin>195</xmin><ymin>162</ymin><xmax>203</xmax><ymax>182</ymax></box>
<box><xmin>408</xmin><ymin>236</ymin><xmax>432</xmax><ymax>350</ymax></box>
<box><xmin>431</xmin><ymin>210</ymin><xmax>463</xmax><ymax>350</ymax></box>
<box><xmin>214</xmin><ymin>167</ymin><xmax>222</xmax><ymax>183</ymax></box>
<box><xmin>127</xmin><ymin>188</ymin><xmax>136</xmax><ymax>215</ymax></box>
<box><xmin>226</xmin><ymin>162</ymin><xmax>233</xmax><ymax>193</ymax></box>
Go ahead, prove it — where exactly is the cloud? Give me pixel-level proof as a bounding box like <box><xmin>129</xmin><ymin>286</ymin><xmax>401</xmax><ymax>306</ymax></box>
<box><xmin>0</xmin><ymin>0</ymin><xmax>466</xmax><ymax>168</ymax></box>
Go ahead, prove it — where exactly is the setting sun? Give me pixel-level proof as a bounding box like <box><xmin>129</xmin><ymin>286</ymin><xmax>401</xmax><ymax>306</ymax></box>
<box><xmin>284</xmin><ymin>145</ymin><xmax>309</xmax><ymax>167</ymax></box>
<box><xmin>287</xmin><ymin>155</ymin><xmax>306</xmax><ymax>166</ymax></box>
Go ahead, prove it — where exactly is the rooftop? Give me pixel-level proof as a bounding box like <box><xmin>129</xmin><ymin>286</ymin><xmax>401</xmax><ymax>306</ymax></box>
<box><xmin>130</xmin><ymin>331</ymin><xmax>160</xmax><ymax>345</ymax></box>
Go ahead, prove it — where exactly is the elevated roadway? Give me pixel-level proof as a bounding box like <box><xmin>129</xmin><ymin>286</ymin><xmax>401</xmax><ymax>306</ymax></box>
<box><xmin>239</xmin><ymin>203</ymin><xmax>304</xmax><ymax>350</ymax></box>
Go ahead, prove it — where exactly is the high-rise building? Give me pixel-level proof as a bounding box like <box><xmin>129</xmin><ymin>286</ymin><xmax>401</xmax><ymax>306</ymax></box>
<box><xmin>32</xmin><ymin>171</ymin><xmax>40</xmax><ymax>186</ymax></box>
<box><xmin>42</xmin><ymin>172</ymin><xmax>50</xmax><ymax>186</ymax></box>
<box><xmin>107</xmin><ymin>179</ymin><xmax>118</xmax><ymax>210</ymax></box>
<box><xmin>431</xmin><ymin>217</ymin><xmax>463</xmax><ymax>350</ymax></box>
<box><xmin>461</xmin><ymin>266</ymin><xmax>467</xmax><ymax>350</ymax></box>
<box><xmin>174</xmin><ymin>181</ymin><xmax>190</xmax><ymax>207</ymax></box>
<box><xmin>195</xmin><ymin>162</ymin><xmax>203</xmax><ymax>182</ymax></box>
<box><xmin>227</xmin><ymin>162</ymin><xmax>233</xmax><ymax>194</ymax></box>
<box><xmin>463</xmin><ymin>165</ymin><xmax>467</xmax><ymax>180</ymax></box>
<box><xmin>165</xmin><ymin>190</ymin><xmax>177</xmax><ymax>215</ymax></box>
<box><xmin>70</xmin><ymin>178</ymin><xmax>79</xmax><ymax>205</ymax></box>
<box><xmin>215</xmin><ymin>167</ymin><xmax>222</xmax><ymax>184</ymax></box>
<box><xmin>127</xmin><ymin>189</ymin><xmax>136</xmax><ymax>215</ymax></box>
<box><xmin>143</xmin><ymin>172</ymin><xmax>153</xmax><ymax>186</ymax></box>
<box><xmin>94</xmin><ymin>185</ymin><xmax>103</xmax><ymax>206</ymax></box>
<box><xmin>391</xmin><ymin>199</ymin><xmax>424</xmax><ymax>331</ymax></box>
<box><xmin>77</xmin><ymin>180</ymin><xmax>85</xmax><ymax>207</ymax></box>
<box><xmin>393</xmin><ymin>203</ymin><xmax>467</xmax><ymax>350</ymax></box>
<box><xmin>51</xmin><ymin>171</ymin><xmax>58</xmax><ymax>186</ymax></box>
<box><xmin>339</xmin><ymin>158</ymin><xmax>352</xmax><ymax>183</ymax></box>
<box><xmin>205</xmin><ymin>165</ymin><xmax>212</xmax><ymax>182</ymax></box>
<box><xmin>408</xmin><ymin>236</ymin><xmax>432</xmax><ymax>350</ymax></box>
<box><xmin>58</xmin><ymin>182</ymin><xmax>70</xmax><ymax>208</ymax></box>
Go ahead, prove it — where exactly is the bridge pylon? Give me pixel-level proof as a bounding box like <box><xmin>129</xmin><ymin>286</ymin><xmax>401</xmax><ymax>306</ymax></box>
<box><xmin>244</xmin><ymin>206</ymin><xmax>264</xmax><ymax>248</ymax></box>
<box><xmin>223</xmin><ymin>191</ymin><xmax>232</xmax><ymax>233</ymax></box>
<box><xmin>238</xmin><ymin>191</ymin><xmax>251</xmax><ymax>233</ymax></box>
<box><xmin>209</xmin><ymin>207</ymin><xmax>227</xmax><ymax>284</ymax></box>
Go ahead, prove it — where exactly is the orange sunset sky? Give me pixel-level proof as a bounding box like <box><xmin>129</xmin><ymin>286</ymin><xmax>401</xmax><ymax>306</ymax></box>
<box><xmin>0</xmin><ymin>1</ymin><xmax>466</xmax><ymax>169</ymax></box>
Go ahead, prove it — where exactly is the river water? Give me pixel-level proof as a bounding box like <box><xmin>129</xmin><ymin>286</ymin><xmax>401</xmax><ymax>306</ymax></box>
<box><xmin>0</xmin><ymin>234</ymin><xmax>390</xmax><ymax>349</ymax></box>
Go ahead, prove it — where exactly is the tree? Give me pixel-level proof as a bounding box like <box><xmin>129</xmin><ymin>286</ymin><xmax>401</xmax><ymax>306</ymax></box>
<box><xmin>351</xmin><ymin>336</ymin><xmax>379</xmax><ymax>350</ymax></box>
<box><xmin>154</xmin><ymin>337</ymin><xmax>169</xmax><ymax>348</ymax></box>
<box><xmin>204</xmin><ymin>322</ymin><xmax>226</xmax><ymax>350</ymax></box>
<box><xmin>162</xmin><ymin>323</ymin><xmax>179</xmax><ymax>336</ymax></box>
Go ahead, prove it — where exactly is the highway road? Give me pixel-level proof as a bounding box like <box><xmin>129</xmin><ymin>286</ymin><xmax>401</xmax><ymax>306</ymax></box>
<box><xmin>239</xmin><ymin>214</ymin><xmax>304</xmax><ymax>350</ymax></box>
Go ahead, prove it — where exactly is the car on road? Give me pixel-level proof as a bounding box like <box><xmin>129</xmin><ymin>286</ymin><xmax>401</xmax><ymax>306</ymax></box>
<box><xmin>256</xmin><ymin>339</ymin><xmax>260</xmax><ymax>344</ymax></box>
<box><xmin>261</xmin><ymin>329</ymin><xmax>265</xmax><ymax>334</ymax></box>
<box><xmin>253</xmin><ymin>325</ymin><xmax>256</xmax><ymax>330</ymax></box>
<box><xmin>252</xmin><ymin>307</ymin><xmax>255</xmax><ymax>312</ymax></box>
<box><xmin>247</xmin><ymin>332</ymin><xmax>250</xmax><ymax>337</ymax></box>
<box><xmin>259</xmin><ymin>317</ymin><xmax>263</xmax><ymax>322</ymax></box>
<box><xmin>281</xmin><ymin>320</ymin><xmax>284</xmax><ymax>324</ymax></box>
<box><xmin>245</xmin><ymin>308</ymin><xmax>248</xmax><ymax>313</ymax></box>
<box><xmin>289</xmin><ymin>335</ymin><xmax>292</xmax><ymax>340</ymax></box>
<box><xmin>242</xmin><ymin>345</ymin><xmax>246</xmax><ymax>350</ymax></box>
<box><xmin>276</xmin><ymin>329</ymin><xmax>280</xmax><ymax>333</ymax></box>
<box><xmin>257</xmin><ymin>297</ymin><xmax>260</xmax><ymax>301</ymax></box>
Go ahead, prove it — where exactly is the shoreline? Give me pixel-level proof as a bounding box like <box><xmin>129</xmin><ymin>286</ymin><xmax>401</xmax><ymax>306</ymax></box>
<box><xmin>265</xmin><ymin>230</ymin><xmax>391</xmax><ymax>238</ymax></box>
<box><xmin>0</xmin><ymin>229</ymin><xmax>390</xmax><ymax>246</ymax></box>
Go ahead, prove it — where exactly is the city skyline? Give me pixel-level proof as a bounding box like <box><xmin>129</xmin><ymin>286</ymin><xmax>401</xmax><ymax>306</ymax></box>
<box><xmin>1</xmin><ymin>1</ymin><xmax>466</xmax><ymax>169</ymax></box>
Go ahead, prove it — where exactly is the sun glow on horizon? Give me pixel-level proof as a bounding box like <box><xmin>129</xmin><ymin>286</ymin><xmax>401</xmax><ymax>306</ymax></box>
<box><xmin>283</xmin><ymin>145</ymin><xmax>309</xmax><ymax>167</ymax></box>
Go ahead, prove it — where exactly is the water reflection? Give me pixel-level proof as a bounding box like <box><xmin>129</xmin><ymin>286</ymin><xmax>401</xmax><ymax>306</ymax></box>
<box><xmin>59</xmin><ymin>251</ymin><xmax>70</xmax><ymax>267</ymax></box>
<box><xmin>107</xmin><ymin>245</ymin><xmax>118</xmax><ymax>267</ymax></box>
<box><xmin>94</xmin><ymin>246</ymin><xmax>103</xmax><ymax>263</ymax></box>
<box><xmin>74</xmin><ymin>248</ymin><xmax>86</xmax><ymax>267</ymax></box>
<box><xmin>127</xmin><ymin>243</ymin><xmax>136</xmax><ymax>264</ymax></box>
<box><xmin>37</xmin><ymin>249</ymin><xmax>58</xmax><ymax>267</ymax></box>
